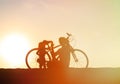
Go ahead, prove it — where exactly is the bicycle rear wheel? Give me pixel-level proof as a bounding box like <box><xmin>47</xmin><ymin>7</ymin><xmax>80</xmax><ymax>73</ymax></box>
<box><xmin>25</xmin><ymin>48</ymin><xmax>51</xmax><ymax>69</ymax></box>
<box><xmin>25</xmin><ymin>48</ymin><xmax>38</xmax><ymax>69</ymax></box>
<box><xmin>69</xmin><ymin>49</ymin><xmax>89</xmax><ymax>68</ymax></box>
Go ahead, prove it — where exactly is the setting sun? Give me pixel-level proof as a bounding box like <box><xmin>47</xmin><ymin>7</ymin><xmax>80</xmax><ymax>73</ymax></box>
<box><xmin>0</xmin><ymin>33</ymin><xmax>30</xmax><ymax>67</ymax></box>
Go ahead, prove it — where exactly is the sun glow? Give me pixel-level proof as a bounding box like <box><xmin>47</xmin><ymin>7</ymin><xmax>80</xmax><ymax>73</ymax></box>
<box><xmin>0</xmin><ymin>33</ymin><xmax>30</xmax><ymax>68</ymax></box>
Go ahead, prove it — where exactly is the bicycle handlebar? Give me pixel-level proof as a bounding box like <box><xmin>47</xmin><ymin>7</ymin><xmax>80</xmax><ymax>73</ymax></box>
<box><xmin>66</xmin><ymin>33</ymin><xmax>72</xmax><ymax>36</ymax></box>
<box><xmin>66</xmin><ymin>33</ymin><xmax>72</xmax><ymax>40</ymax></box>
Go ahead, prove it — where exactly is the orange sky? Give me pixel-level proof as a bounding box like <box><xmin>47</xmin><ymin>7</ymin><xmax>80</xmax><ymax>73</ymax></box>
<box><xmin>0</xmin><ymin>0</ymin><xmax>120</xmax><ymax>68</ymax></box>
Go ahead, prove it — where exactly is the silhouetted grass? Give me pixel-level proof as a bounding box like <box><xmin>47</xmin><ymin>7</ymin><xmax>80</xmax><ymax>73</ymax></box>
<box><xmin>0</xmin><ymin>68</ymin><xmax>120</xmax><ymax>84</ymax></box>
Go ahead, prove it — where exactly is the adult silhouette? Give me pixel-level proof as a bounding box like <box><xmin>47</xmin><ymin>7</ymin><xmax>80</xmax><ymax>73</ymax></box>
<box><xmin>54</xmin><ymin>37</ymin><xmax>78</xmax><ymax>68</ymax></box>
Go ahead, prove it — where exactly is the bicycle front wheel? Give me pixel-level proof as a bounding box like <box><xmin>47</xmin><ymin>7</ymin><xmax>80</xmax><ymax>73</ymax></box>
<box><xmin>69</xmin><ymin>49</ymin><xmax>89</xmax><ymax>68</ymax></box>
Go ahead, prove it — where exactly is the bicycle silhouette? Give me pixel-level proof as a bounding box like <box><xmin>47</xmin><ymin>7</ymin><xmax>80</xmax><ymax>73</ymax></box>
<box><xmin>25</xmin><ymin>33</ymin><xmax>89</xmax><ymax>69</ymax></box>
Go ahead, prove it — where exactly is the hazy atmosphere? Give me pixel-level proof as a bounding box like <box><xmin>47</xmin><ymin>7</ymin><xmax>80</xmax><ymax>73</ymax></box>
<box><xmin>0</xmin><ymin>0</ymin><xmax>120</xmax><ymax>68</ymax></box>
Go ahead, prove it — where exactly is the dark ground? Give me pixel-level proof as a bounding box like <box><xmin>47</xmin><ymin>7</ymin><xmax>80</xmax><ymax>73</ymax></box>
<box><xmin>0</xmin><ymin>68</ymin><xmax>120</xmax><ymax>84</ymax></box>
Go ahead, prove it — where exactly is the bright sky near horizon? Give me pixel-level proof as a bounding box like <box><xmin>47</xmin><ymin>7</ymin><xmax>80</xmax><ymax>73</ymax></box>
<box><xmin>0</xmin><ymin>0</ymin><xmax>120</xmax><ymax>68</ymax></box>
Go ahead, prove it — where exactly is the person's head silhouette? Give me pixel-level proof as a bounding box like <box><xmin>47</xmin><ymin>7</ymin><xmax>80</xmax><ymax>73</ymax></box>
<box><xmin>59</xmin><ymin>37</ymin><xmax>69</xmax><ymax>46</ymax></box>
